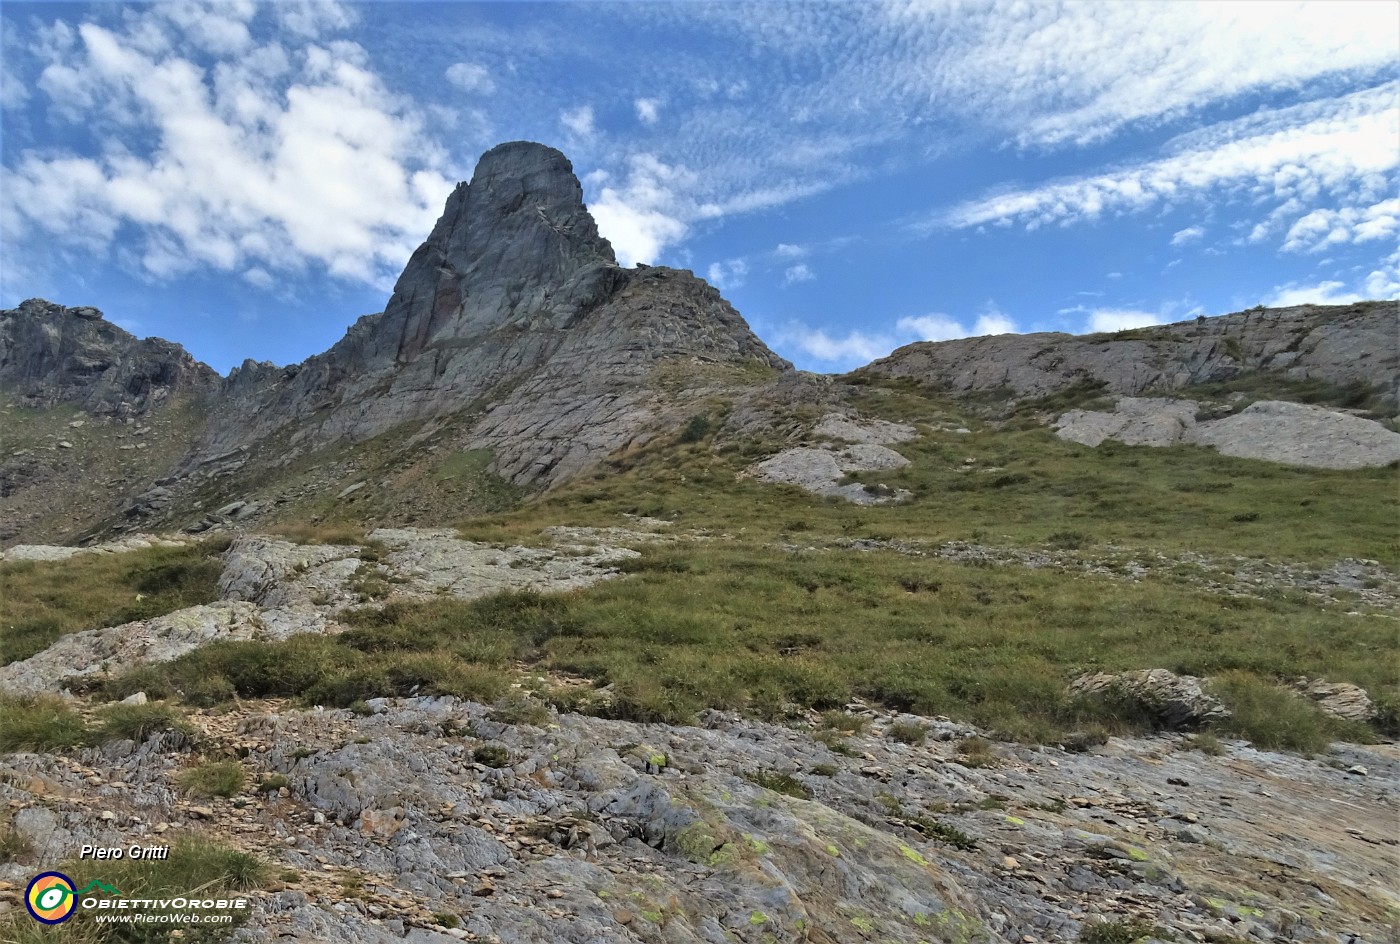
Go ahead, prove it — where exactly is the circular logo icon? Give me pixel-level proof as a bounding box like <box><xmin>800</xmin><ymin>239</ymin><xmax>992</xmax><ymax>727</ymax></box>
<box><xmin>26</xmin><ymin>871</ymin><xmax>77</xmax><ymax>924</ymax></box>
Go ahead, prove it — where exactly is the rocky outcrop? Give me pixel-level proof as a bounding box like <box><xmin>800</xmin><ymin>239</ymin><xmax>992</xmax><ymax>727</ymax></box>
<box><xmin>1291</xmin><ymin>677</ymin><xmax>1377</xmax><ymax>723</ymax></box>
<box><xmin>3</xmin><ymin>691</ymin><xmax>1395</xmax><ymax>943</ymax></box>
<box><xmin>0</xmin><ymin>532</ymin><xmax>191</xmax><ymax>563</ymax></box>
<box><xmin>1056</xmin><ymin>397</ymin><xmax>1400</xmax><ymax>469</ymax></box>
<box><xmin>748</xmin><ymin>413</ymin><xmax>916</xmax><ymax>504</ymax></box>
<box><xmin>0</xmin><ymin>601</ymin><xmax>263</xmax><ymax>695</ymax></box>
<box><xmin>0</xmin><ymin>527</ymin><xmax>650</xmax><ymax>698</ymax></box>
<box><xmin>197</xmin><ymin>142</ymin><xmax>790</xmax><ymax>488</ymax></box>
<box><xmin>859</xmin><ymin>301</ymin><xmax>1399</xmax><ymax>406</ymax></box>
<box><xmin>0</xmin><ymin>299</ymin><xmax>220</xmax><ymax>417</ymax></box>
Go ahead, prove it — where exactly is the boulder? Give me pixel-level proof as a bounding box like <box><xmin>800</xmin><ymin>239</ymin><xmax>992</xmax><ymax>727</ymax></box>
<box><xmin>1070</xmin><ymin>669</ymin><xmax>1230</xmax><ymax>730</ymax></box>
<box><xmin>1290</xmin><ymin>677</ymin><xmax>1376</xmax><ymax>722</ymax></box>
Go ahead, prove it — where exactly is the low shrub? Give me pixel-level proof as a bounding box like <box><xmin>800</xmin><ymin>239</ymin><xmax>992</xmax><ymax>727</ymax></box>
<box><xmin>886</xmin><ymin>721</ymin><xmax>927</xmax><ymax>744</ymax></box>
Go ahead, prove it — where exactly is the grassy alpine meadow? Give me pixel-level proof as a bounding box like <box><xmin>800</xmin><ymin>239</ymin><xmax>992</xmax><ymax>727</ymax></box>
<box><xmin>10</xmin><ymin>377</ymin><xmax>1398</xmax><ymax>751</ymax></box>
<box><xmin>0</xmin><ymin>537</ymin><xmax>230</xmax><ymax>667</ymax></box>
<box><xmin>103</xmin><ymin>539</ymin><xmax>1395</xmax><ymax>747</ymax></box>
<box><xmin>455</xmin><ymin>385</ymin><xmax>1399</xmax><ymax>568</ymax></box>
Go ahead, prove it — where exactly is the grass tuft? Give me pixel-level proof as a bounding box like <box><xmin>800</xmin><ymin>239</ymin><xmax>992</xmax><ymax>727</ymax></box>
<box><xmin>1209</xmin><ymin>671</ymin><xmax>1373</xmax><ymax>755</ymax></box>
<box><xmin>92</xmin><ymin>702</ymin><xmax>193</xmax><ymax>745</ymax></box>
<box><xmin>0</xmin><ymin>694</ymin><xmax>88</xmax><ymax>752</ymax></box>
<box><xmin>744</xmin><ymin>770</ymin><xmax>813</xmax><ymax>800</ymax></box>
<box><xmin>178</xmin><ymin>760</ymin><xmax>247</xmax><ymax>798</ymax></box>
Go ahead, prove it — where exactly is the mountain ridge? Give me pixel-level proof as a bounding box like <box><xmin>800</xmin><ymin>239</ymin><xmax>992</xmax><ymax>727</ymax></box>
<box><xmin>1</xmin><ymin>141</ymin><xmax>1397</xmax><ymax>547</ymax></box>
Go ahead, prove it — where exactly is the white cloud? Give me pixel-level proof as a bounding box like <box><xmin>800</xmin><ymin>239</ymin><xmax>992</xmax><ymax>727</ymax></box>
<box><xmin>153</xmin><ymin>0</ymin><xmax>255</xmax><ymax>56</ymax></box>
<box><xmin>588</xmin><ymin>154</ymin><xmax>691</xmax><ymax>266</ymax></box>
<box><xmin>777</xmin><ymin>324</ymin><xmax>895</xmax><ymax>365</ymax></box>
<box><xmin>561</xmin><ymin>104</ymin><xmax>595</xmax><ymax>137</ymax></box>
<box><xmin>1086</xmin><ymin>309</ymin><xmax>1163</xmax><ymax>333</ymax></box>
<box><xmin>783</xmin><ymin>263</ymin><xmax>814</xmax><ymax>285</ymax></box>
<box><xmin>897</xmin><ymin>313</ymin><xmax>968</xmax><ymax>342</ymax></box>
<box><xmin>0</xmin><ymin>59</ymin><xmax>29</xmax><ymax>110</ymax></box>
<box><xmin>1262</xmin><ymin>280</ymin><xmax>1364</xmax><ymax>307</ymax></box>
<box><xmin>706</xmin><ymin>258</ymin><xmax>747</xmax><ymax>290</ymax></box>
<box><xmin>897</xmin><ymin>306</ymin><xmax>1019</xmax><ymax>341</ymax></box>
<box><xmin>1281</xmin><ymin>197</ymin><xmax>1400</xmax><ymax>252</ymax></box>
<box><xmin>635</xmin><ymin>97</ymin><xmax>660</xmax><ymax>125</ymax></box>
<box><xmin>273</xmin><ymin>0</ymin><xmax>358</xmax><ymax>39</ymax></box>
<box><xmin>774</xmin><ymin>243</ymin><xmax>806</xmax><ymax>258</ymax></box>
<box><xmin>1363</xmin><ymin>249</ymin><xmax>1400</xmax><ymax>299</ymax></box>
<box><xmin>880</xmin><ymin>0</ymin><xmax>1398</xmax><ymax>149</ymax></box>
<box><xmin>972</xmin><ymin>311</ymin><xmax>1017</xmax><ymax>336</ymax></box>
<box><xmin>1170</xmin><ymin>225</ymin><xmax>1204</xmax><ymax>247</ymax></box>
<box><xmin>780</xmin><ymin>304</ymin><xmax>1022</xmax><ymax>368</ymax></box>
<box><xmin>2</xmin><ymin>12</ymin><xmax>455</xmax><ymax>289</ymax></box>
<box><xmin>938</xmin><ymin>83</ymin><xmax>1399</xmax><ymax>252</ymax></box>
<box><xmin>444</xmin><ymin>62</ymin><xmax>494</xmax><ymax>94</ymax></box>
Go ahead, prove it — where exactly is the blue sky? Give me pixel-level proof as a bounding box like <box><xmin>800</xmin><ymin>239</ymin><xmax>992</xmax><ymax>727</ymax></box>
<box><xmin>2</xmin><ymin>1</ymin><xmax>1397</xmax><ymax>375</ymax></box>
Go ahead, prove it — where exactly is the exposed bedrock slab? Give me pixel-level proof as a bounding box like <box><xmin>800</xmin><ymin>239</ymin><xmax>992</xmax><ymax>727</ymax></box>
<box><xmin>750</xmin><ymin>444</ymin><xmax>911</xmax><ymax>505</ymax></box>
<box><xmin>1189</xmin><ymin>400</ymin><xmax>1400</xmax><ymax>469</ymax></box>
<box><xmin>1056</xmin><ymin>397</ymin><xmax>1400</xmax><ymax>469</ymax></box>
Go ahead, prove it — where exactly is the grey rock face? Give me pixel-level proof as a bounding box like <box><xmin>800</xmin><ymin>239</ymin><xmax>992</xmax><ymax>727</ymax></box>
<box><xmin>1291</xmin><ymin>677</ymin><xmax>1377</xmax><ymax>722</ymax></box>
<box><xmin>0</xmin><ymin>601</ymin><xmax>263</xmax><ymax>695</ymax></box>
<box><xmin>861</xmin><ymin>301</ymin><xmax>1399</xmax><ymax>406</ymax></box>
<box><xmin>0</xmin><ymin>298</ymin><xmax>220</xmax><ymax>416</ymax></box>
<box><xmin>1189</xmin><ymin>400</ymin><xmax>1400</xmax><ymax>469</ymax></box>
<box><xmin>750</xmin><ymin>412</ymin><xmax>918</xmax><ymax>505</ymax></box>
<box><xmin>1055</xmin><ymin>397</ymin><xmax>1199</xmax><ymax>448</ymax></box>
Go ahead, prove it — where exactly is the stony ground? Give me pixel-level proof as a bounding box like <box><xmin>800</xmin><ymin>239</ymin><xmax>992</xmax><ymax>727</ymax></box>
<box><xmin>2</xmin><ymin>530</ymin><xmax>1397</xmax><ymax>944</ymax></box>
<box><xmin>2</xmin><ymin>692</ymin><xmax>1396</xmax><ymax>944</ymax></box>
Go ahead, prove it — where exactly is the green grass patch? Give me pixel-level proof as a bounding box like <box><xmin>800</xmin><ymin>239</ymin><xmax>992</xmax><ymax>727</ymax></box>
<box><xmin>92</xmin><ymin>702</ymin><xmax>193</xmax><ymax>745</ymax></box>
<box><xmin>0</xmin><ymin>693</ymin><xmax>88</xmax><ymax>751</ymax></box>
<box><xmin>99</xmin><ymin>539</ymin><xmax>1398</xmax><ymax>745</ymax></box>
<box><xmin>464</xmin><ymin>376</ymin><xmax>1398</xmax><ymax>567</ymax></box>
<box><xmin>1210</xmin><ymin>671</ymin><xmax>1374</xmax><ymax>754</ymax></box>
<box><xmin>744</xmin><ymin>770</ymin><xmax>813</xmax><ymax>800</ymax></box>
<box><xmin>1</xmin><ymin>537</ymin><xmax>229</xmax><ymax>666</ymax></box>
<box><xmin>178</xmin><ymin>760</ymin><xmax>247</xmax><ymax>798</ymax></box>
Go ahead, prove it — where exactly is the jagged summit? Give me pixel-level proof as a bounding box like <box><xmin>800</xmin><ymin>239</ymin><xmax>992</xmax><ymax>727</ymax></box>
<box><xmin>0</xmin><ymin>141</ymin><xmax>790</xmax><ymax>535</ymax></box>
<box><xmin>372</xmin><ymin>141</ymin><xmax>619</xmax><ymax>365</ymax></box>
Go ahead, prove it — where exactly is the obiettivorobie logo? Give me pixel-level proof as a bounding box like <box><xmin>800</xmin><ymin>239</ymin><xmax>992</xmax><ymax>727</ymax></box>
<box><xmin>25</xmin><ymin>872</ymin><xmax>118</xmax><ymax>924</ymax></box>
<box><xmin>25</xmin><ymin>871</ymin><xmax>248</xmax><ymax>927</ymax></box>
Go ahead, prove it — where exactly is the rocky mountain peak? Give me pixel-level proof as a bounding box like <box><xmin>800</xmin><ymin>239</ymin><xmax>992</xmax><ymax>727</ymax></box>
<box><xmin>174</xmin><ymin>141</ymin><xmax>789</xmax><ymax>487</ymax></box>
<box><xmin>367</xmin><ymin>141</ymin><xmax>619</xmax><ymax>366</ymax></box>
